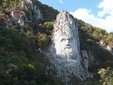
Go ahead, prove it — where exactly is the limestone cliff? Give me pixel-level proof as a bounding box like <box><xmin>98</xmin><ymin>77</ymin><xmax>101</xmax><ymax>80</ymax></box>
<box><xmin>10</xmin><ymin>0</ymin><xmax>43</xmax><ymax>34</ymax></box>
<box><xmin>49</xmin><ymin>10</ymin><xmax>93</xmax><ymax>85</ymax></box>
<box><xmin>1</xmin><ymin>0</ymin><xmax>113</xmax><ymax>84</ymax></box>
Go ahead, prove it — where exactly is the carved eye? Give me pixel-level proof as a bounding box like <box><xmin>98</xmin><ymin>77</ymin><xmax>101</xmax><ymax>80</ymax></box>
<box><xmin>61</xmin><ymin>38</ymin><xmax>65</xmax><ymax>42</ymax></box>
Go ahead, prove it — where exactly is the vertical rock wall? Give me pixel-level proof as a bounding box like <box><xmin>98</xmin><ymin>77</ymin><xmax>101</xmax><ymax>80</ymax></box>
<box><xmin>49</xmin><ymin>10</ymin><xmax>92</xmax><ymax>85</ymax></box>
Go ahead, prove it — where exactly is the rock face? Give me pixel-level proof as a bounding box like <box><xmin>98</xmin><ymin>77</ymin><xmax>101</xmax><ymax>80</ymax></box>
<box><xmin>10</xmin><ymin>0</ymin><xmax>43</xmax><ymax>34</ymax></box>
<box><xmin>49</xmin><ymin>10</ymin><xmax>92</xmax><ymax>85</ymax></box>
<box><xmin>11</xmin><ymin>7</ymin><xmax>25</xmax><ymax>33</ymax></box>
<box><xmin>107</xmin><ymin>46</ymin><xmax>113</xmax><ymax>55</ymax></box>
<box><xmin>81</xmin><ymin>50</ymin><xmax>94</xmax><ymax>72</ymax></box>
<box><xmin>25</xmin><ymin>0</ymin><xmax>43</xmax><ymax>20</ymax></box>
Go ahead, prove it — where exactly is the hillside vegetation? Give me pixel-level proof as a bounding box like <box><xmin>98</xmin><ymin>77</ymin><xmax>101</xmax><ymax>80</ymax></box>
<box><xmin>0</xmin><ymin>0</ymin><xmax>113</xmax><ymax>85</ymax></box>
<box><xmin>78</xmin><ymin>19</ymin><xmax>113</xmax><ymax>63</ymax></box>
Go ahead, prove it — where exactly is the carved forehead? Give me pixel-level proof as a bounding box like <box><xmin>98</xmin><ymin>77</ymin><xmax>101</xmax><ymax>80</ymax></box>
<box><xmin>57</xmin><ymin>35</ymin><xmax>72</xmax><ymax>40</ymax></box>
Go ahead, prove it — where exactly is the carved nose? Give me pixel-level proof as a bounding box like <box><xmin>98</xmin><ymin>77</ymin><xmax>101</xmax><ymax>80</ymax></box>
<box><xmin>65</xmin><ymin>40</ymin><xmax>69</xmax><ymax>45</ymax></box>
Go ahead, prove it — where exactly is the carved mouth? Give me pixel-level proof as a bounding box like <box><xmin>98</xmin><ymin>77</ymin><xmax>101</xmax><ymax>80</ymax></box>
<box><xmin>64</xmin><ymin>46</ymin><xmax>71</xmax><ymax>49</ymax></box>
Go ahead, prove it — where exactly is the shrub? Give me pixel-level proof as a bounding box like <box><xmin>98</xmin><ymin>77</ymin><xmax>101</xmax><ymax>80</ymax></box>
<box><xmin>98</xmin><ymin>67</ymin><xmax>113</xmax><ymax>85</ymax></box>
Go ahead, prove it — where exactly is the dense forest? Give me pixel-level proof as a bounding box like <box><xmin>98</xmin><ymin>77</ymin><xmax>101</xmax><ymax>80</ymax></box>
<box><xmin>0</xmin><ymin>0</ymin><xmax>113</xmax><ymax>85</ymax></box>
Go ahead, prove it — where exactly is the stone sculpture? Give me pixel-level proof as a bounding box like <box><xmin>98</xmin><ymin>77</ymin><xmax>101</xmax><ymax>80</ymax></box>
<box><xmin>49</xmin><ymin>10</ymin><xmax>92</xmax><ymax>85</ymax></box>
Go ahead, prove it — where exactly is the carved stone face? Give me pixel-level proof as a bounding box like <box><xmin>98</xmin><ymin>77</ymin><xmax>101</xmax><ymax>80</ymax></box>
<box><xmin>55</xmin><ymin>34</ymin><xmax>78</xmax><ymax>60</ymax></box>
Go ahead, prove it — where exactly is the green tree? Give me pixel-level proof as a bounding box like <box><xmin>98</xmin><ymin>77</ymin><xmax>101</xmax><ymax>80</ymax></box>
<box><xmin>98</xmin><ymin>67</ymin><xmax>113</xmax><ymax>85</ymax></box>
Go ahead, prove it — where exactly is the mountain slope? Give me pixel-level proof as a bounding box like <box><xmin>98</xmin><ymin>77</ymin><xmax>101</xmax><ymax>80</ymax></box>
<box><xmin>0</xmin><ymin>0</ymin><xmax>113</xmax><ymax>85</ymax></box>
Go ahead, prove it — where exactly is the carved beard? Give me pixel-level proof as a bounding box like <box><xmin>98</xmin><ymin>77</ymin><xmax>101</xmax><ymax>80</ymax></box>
<box><xmin>54</xmin><ymin>35</ymin><xmax>79</xmax><ymax>60</ymax></box>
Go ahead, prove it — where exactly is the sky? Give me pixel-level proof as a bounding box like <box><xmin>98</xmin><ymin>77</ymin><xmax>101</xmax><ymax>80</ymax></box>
<box><xmin>39</xmin><ymin>0</ymin><xmax>113</xmax><ymax>33</ymax></box>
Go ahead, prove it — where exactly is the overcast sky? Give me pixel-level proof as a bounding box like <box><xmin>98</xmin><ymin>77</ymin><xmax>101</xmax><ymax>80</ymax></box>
<box><xmin>39</xmin><ymin>0</ymin><xmax>113</xmax><ymax>33</ymax></box>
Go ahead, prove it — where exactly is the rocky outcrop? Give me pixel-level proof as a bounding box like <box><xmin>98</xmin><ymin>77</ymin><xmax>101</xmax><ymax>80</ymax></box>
<box><xmin>11</xmin><ymin>7</ymin><xmax>25</xmax><ymax>33</ymax></box>
<box><xmin>107</xmin><ymin>46</ymin><xmax>113</xmax><ymax>55</ymax></box>
<box><xmin>49</xmin><ymin>10</ymin><xmax>93</xmax><ymax>85</ymax></box>
<box><xmin>81</xmin><ymin>50</ymin><xmax>95</xmax><ymax>71</ymax></box>
<box><xmin>25</xmin><ymin>0</ymin><xmax>43</xmax><ymax>20</ymax></box>
<box><xmin>21</xmin><ymin>1</ymin><xmax>26</xmax><ymax>10</ymax></box>
<box><xmin>99</xmin><ymin>40</ymin><xmax>106</xmax><ymax>46</ymax></box>
<box><xmin>99</xmin><ymin>40</ymin><xmax>113</xmax><ymax>55</ymax></box>
<box><xmin>10</xmin><ymin>0</ymin><xmax>43</xmax><ymax>34</ymax></box>
<box><xmin>11</xmin><ymin>0</ymin><xmax>43</xmax><ymax>22</ymax></box>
